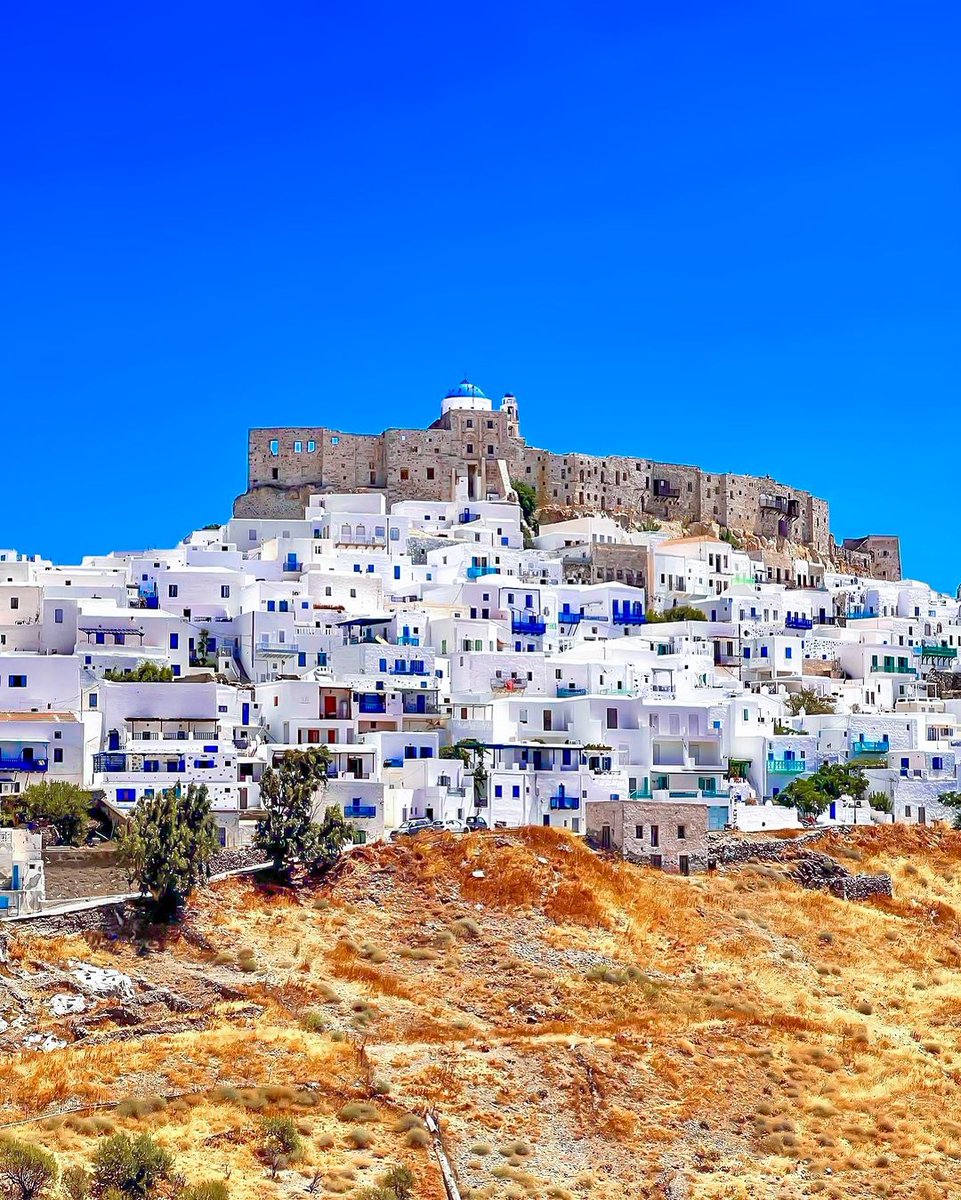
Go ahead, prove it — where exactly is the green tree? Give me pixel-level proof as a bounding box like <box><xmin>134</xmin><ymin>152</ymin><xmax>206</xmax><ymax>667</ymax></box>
<box><xmin>103</xmin><ymin>661</ymin><xmax>174</xmax><ymax>683</ymax></box>
<box><xmin>0</xmin><ymin>1139</ymin><xmax>58</xmax><ymax>1200</ymax></box>
<box><xmin>119</xmin><ymin>784</ymin><xmax>218</xmax><ymax>916</ymax></box>
<box><xmin>196</xmin><ymin>628</ymin><xmax>210</xmax><ymax>663</ymax></box>
<box><xmin>645</xmin><ymin>605</ymin><xmax>707</xmax><ymax>623</ymax></box>
<box><xmin>255</xmin><ymin>749</ymin><xmax>353</xmax><ymax>879</ymax></box>
<box><xmin>90</xmin><ymin>1133</ymin><xmax>173</xmax><ymax>1200</ymax></box>
<box><xmin>785</xmin><ymin>688</ymin><xmax>836</xmax><ymax>716</ymax></box>
<box><xmin>0</xmin><ymin>781</ymin><xmax>93</xmax><ymax>846</ymax></box>
<box><xmin>511</xmin><ymin>479</ymin><xmax>540</xmax><ymax>535</ymax></box>
<box><xmin>778</xmin><ymin>762</ymin><xmax>869</xmax><ymax>817</ymax></box>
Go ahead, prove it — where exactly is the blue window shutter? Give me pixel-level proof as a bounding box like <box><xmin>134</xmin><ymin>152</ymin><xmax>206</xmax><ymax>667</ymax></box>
<box><xmin>169</xmin><ymin>633</ymin><xmax>179</xmax><ymax>649</ymax></box>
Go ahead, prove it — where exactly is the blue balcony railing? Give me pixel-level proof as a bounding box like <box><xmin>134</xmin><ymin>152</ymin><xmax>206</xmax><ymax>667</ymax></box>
<box><xmin>344</xmin><ymin>804</ymin><xmax>377</xmax><ymax>820</ymax></box>
<box><xmin>395</xmin><ymin>635</ymin><xmax>420</xmax><ymax>646</ymax></box>
<box><xmin>358</xmin><ymin>695</ymin><xmax>386</xmax><ymax>714</ymax></box>
<box><xmin>458</xmin><ymin>511</ymin><xmax>480</xmax><ymax>524</ymax></box>
<box><xmin>512</xmin><ymin>617</ymin><xmax>547</xmax><ymax>636</ymax></box>
<box><xmin>549</xmin><ymin>795</ymin><xmax>579</xmax><ymax>810</ymax></box>
<box><xmin>853</xmin><ymin>738</ymin><xmax>889</xmax><ymax>754</ymax></box>
<box><xmin>389</xmin><ymin>663</ymin><xmax>427</xmax><ymax>675</ymax></box>
<box><xmin>259</xmin><ymin>643</ymin><xmax>300</xmax><ymax>656</ymax></box>
<box><xmin>0</xmin><ymin>756</ymin><xmax>47</xmax><ymax>773</ymax></box>
<box><xmin>466</xmin><ymin>565</ymin><xmax>497</xmax><ymax>580</ymax></box>
<box><xmin>785</xmin><ymin>615</ymin><xmax>813</xmax><ymax>630</ymax></box>
<box><xmin>768</xmin><ymin>758</ymin><xmax>805</xmax><ymax>774</ymax></box>
<box><xmin>612</xmin><ymin>610</ymin><xmax>646</xmax><ymax>626</ymax></box>
<box><xmin>556</xmin><ymin>686</ymin><xmax>587</xmax><ymax>697</ymax></box>
<box><xmin>846</xmin><ymin>608</ymin><xmax>876</xmax><ymax>620</ymax></box>
<box><xmin>558</xmin><ymin>610</ymin><xmax>583</xmax><ymax>624</ymax></box>
<box><xmin>384</xmin><ymin>757</ymin><xmax>404</xmax><ymax>768</ymax></box>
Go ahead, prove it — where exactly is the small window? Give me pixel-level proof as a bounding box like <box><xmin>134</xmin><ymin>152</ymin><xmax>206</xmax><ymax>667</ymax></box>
<box><xmin>221</xmin><ymin>585</ymin><xmax>230</xmax><ymax>598</ymax></box>
<box><xmin>650</xmin><ymin>825</ymin><xmax>659</xmax><ymax>847</ymax></box>
<box><xmin>294</xmin><ymin>440</ymin><xmax>302</xmax><ymax>453</ymax></box>
<box><xmin>8</xmin><ymin>675</ymin><xmax>26</xmax><ymax>688</ymax></box>
<box><xmin>168</xmin><ymin>584</ymin><xmax>178</xmax><ymax>598</ymax></box>
<box><xmin>677</xmin><ymin>824</ymin><xmax>686</xmax><ymax>839</ymax></box>
<box><xmin>331</xmin><ymin>435</ymin><xmax>340</xmax><ymax>445</ymax></box>
<box><xmin>53</xmin><ymin>748</ymin><xmax>63</xmax><ymax>763</ymax></box>
<box><xmin>635</xmin><ymin>825</ymin><xmax>643</xmax><ymax>839</ymax></box>
<box><xmin>426</xmin><ymin>467</ymin><xmax>435</xmax><ymax>480</ymax></box>
<box><xmin>307</xmin><ymin>439</ymin><xmax>315</xmax><ymax>452</ymax></box>
<box><xmin>400</xmin><ymin>469</ymin><xmax>410</xmax><ymax>482</ymax></box>
<box><xmin>10</xmin><ymin>597</ymin><xmax>18</xmax><ymax>610</ymax></box>
<box><xmin>269</xmin><ymin>439</ymin><xmax>279</xmax><ymax>455</ymax></box>
<box><xmin>54</xmin><ymin>608</ymin><xmax>64</xmax><ymax>624</ymax></box>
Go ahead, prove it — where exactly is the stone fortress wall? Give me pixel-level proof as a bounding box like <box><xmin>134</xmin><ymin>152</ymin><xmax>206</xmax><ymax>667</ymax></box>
<box><xmin>234</xmin><ymin>381</ymin><xmax>896</xmax><ymax>576</ymax></box>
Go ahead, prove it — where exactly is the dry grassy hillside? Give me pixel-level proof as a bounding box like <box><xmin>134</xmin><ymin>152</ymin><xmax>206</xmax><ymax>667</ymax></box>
<box><xmin>3</xmin><ymin>826</ymin><xmax>961</xmax><ymax>1199</ymax></box>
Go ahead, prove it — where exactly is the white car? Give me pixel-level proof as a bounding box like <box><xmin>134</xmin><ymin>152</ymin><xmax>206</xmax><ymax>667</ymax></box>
<box><xmin>430</xmin><ymin>818</ymin><xmax>469</xmax><ymax>834</ymax></box>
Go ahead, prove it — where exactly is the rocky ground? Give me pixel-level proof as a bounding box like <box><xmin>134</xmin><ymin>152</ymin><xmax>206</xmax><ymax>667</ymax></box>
<box><xmin>2</xmin><ymin>826</ymin><xmax>961</xmax><ymax>1197</ymax></box>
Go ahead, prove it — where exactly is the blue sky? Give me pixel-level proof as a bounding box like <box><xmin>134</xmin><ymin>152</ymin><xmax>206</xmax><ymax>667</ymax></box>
<box><xmin>2</xmin><ymin>3</ymin><xmax>959</xmax><ymax>587</ymax></box>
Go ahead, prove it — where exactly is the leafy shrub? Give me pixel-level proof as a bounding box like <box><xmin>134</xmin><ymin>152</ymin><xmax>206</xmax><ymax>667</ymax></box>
<box><xmin>91</xmin><ymin>1132</ymin><xmax>173</xmax><ymax>1199</ymax></box>
<box><xmin>180</xmin><ymin>1183</ymin><xmax>229</xmax><ymax>1200</ymax></box>
<box><xmin>260</xmin><ymin>1116</ymin><xmax>303</xmax><ymax>1177</ymax></box>
<box><xmin>0</xmin><ymin>1138</ymin><xmax>58</xmax><ymax>1200</ymax></box>
<box><xmin>449</xmin><ymin>918</ymin><xmax>482</xmax><ymax>939</ymax></box>
<box><xmin>300</xmin><ymin>1009</ymin><xmax>327</xmax><ymax>1032</ymax></box>
<box><xmin>62</xmin><ymin>1165</ymin><xmax>91</xmax><ymax>1200</ymax></box>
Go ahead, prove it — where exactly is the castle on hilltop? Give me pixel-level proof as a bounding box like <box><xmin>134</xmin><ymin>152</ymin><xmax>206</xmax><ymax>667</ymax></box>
<box><xmin>235</xmin><ymin>380</ymin><xmax>899</xmax><ymax>580</ymax></box>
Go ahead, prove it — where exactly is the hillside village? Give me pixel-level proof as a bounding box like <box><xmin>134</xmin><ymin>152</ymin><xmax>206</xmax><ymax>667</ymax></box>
<box><xmin>0</xmin><ymin>383</ymin><xmax>958</xmax><ymax>917</ymax></box>
<box><xmin>2</xmin><ymin>389</ymin><xmax>961</xmax><ymax>1199</ymax></box>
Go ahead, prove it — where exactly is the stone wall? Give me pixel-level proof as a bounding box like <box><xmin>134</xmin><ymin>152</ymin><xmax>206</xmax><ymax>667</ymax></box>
<box><xmin>235</xmin><ymin>402</ymin><xmax>836</xmax><ymax>556</ymax></box>
<box><xmin>711</xmin><ymin>830</ymin><xmax>893</xmax><ymax>901</ymax></box>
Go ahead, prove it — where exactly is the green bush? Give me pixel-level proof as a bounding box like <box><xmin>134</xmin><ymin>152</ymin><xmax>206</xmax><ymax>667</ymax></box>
<box><xmin>260</xmin><ymin>1116</ymin><xmax>302</xmax><ymax>1175</ymax></box>
<box><xmin>91</xmin><ymin>1132</ymin><xmax>173</xmax><ymax>1199</ymax></box>
<box><xmin>180</xmin><ymin>1182</ymin><xmax>229</xmax><ymax>1200</ymax></box>
<box><xmin>61</xmin><ymin>1165</ymin><xmax>91</xmax><ymax>1200</ymax></box>
<box><xmin>0</xmin><ymin>1138</ymin><xmax>58</xmax><ymax>1200</ymax></box>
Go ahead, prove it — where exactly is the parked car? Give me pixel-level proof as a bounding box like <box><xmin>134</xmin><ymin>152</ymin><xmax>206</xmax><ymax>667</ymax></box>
<box><xmin>465</xmin><ymin>815</ymin><xmax>488</xmax><ymax>832</ymax></box>
<box><xmin>430</xmin><ymin>818</ymin><xmax>469</xmax><ymax>834</ymax></box>
<box><xmin>389</xmin><ymin>818</ymin><xmax>433</xmax><ymax>840</ymax></box>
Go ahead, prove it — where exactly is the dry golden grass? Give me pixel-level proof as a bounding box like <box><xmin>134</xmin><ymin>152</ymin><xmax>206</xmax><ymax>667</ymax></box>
<box><xmin>6</xmin><ymin>825</ymin><xmax>961</xmax><ymax>1197</ymax></box>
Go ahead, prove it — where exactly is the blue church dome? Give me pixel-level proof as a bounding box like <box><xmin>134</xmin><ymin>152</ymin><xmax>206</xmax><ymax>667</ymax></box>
<box><xmin>444</xmin><ymin>378</ymin><xmax>487</xmax><ymax>400</ymax></box>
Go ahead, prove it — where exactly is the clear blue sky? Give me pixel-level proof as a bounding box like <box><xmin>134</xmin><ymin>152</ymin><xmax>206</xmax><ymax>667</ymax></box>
<box><xmin>2</xmin><ymin>4</ymin><xmax>959</xmax><ymax>587</ymax></box>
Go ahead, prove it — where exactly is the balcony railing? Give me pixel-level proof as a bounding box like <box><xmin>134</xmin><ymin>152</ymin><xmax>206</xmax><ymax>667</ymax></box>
<box><xmin>846</xmin><ymin>608</ymin><xmax>876</xmax><ymax>620</ymax></box>
<box><xmin>917</xmin><ymin>645</ymin><xmax>958</xmax><ymax>660</ymax></box>
<box><xmin>395</xmin><ymin>635</ymin><xmax>420</xmax><ymax>646</ymax></box>
<box><xmin>446</xmin><ymin>786</ymin><xmax>467</xmax><ymax>798</ymax></box>
<box><xmin>556</xmin><ymin>686</ymin><xmax>587</xmax><ymax>697</ymax></box>
<box><xmin>357</xmin><ymin>695</ymin><xmax>387</xmax><ymax>714</ymax></box>
<box><xmin>512</xmin><ymin>617</ymin><xmax>547</xmax><ymax>636</ymax></box>
<box><xmin>629</xmin><ymin>786</ymin><xmax>652</xmax><ymax>799</ymax></box>
<box><xmin>258</xmin><ymin>643</ymin><xmax>300</xmax><ymax>656</ymax></box>
<box><xmin>458</xmin><ymin>511</ymin><xmax>481</xmax><ymax>524</ymax></box>
<box><xmin>333</xmin><ymin>535</ymin><xmax>387</xmax><ymax>547</ymax></box>
<box><xmin>343</xmin><ymin>804</ymin><xmax>377</xmax><ymax>820</ymax></box>
<box><xmin>549</xmin><ymin>795</ymin><xmax>579</xmax><ymax>810</ymax></box>
<box><xmin>0</xmin><ymin>756</ymin><xmax>47</xmax><ymax>773</ymax></box>
<box><xmin>402</xmin><ymin>699</ymin><xmax>439</xmax><ymax>714</ymax></box>
<box><xmin>612</xmin><ymin>610</ymin><xmax>646</xmax><ymax>626</ymax></box>
<box><xmin>853</xmin><ymin>738</ymin><xmax>889</xmax><ymax>754</ymax></box>
<box><xmin>785</xmin><ymin>615</ymin><xmax>813</xmax><ymax>630</ymax></box>
<box><xmin>768</xmin><ymin>759</ymin><xmax>805</xmax><ymax>773</ymax></box>
<box><xmin>466</xmin><ymin>565</ymin><xmax>497</xmax><ymax>580</ymax></box>
<box><xmin>389</xmin><ymin>664</ymin><xmax>428</xmax><ymax>676</ymax></box>
<box><xmin>558</xmin><ymin>610</ymin><xmax>583</xmax><ymax>624</ymax></box>
<box><xmin>870</xmin><ymin>661</ymin><xmax>917</xmax><ymax>676</ymax></box>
